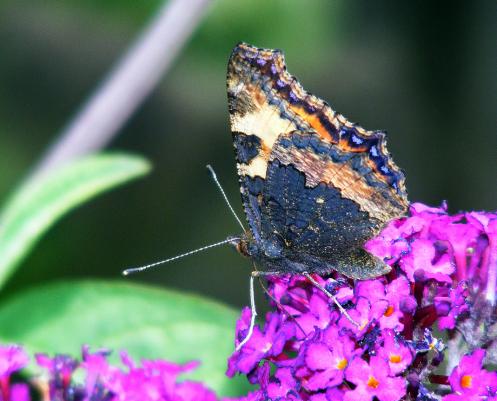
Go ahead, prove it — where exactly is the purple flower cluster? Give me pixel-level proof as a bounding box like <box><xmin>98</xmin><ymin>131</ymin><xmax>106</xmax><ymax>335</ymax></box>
<box><xmin>0</xmin><ymin>344</ymin><xmax>218</xmax><ymax>401</ymax></box>
<box><xmin>227</xmin><ymin>203</ymin><xmax>497</xmax><ymax>401</ymax></box>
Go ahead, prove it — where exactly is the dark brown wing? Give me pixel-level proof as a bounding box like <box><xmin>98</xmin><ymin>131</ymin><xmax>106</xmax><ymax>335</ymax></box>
<box><xmin>227</xmin><ymin>43</ymin><xmax>408</xmax><ymax>279</ymax></box>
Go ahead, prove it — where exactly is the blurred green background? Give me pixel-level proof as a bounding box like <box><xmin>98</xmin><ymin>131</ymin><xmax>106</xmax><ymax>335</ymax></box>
<box><xmin>0</xmin><ymin>0</ymin><xmax>495</xmax><ymax>308</ymax></box>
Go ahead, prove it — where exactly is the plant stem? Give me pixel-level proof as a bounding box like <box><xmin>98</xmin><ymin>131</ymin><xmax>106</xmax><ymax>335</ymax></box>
<box><xmin>30</xmin><ymin>0</ymin><xmax>212</xmax><ymax>182</ymax></box>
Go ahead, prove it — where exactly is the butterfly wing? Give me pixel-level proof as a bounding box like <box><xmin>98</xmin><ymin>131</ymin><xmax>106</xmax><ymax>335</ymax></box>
<box><xmin>227</xmin><ymin>43</ymin><xmax>408</xmax><ymax>278</ymax></box>
<box><xmin>260</xmin><ymin>130</ymin><xmax>405</xmax><ymax>278</ymax></box>
<box><xmin>227</xmin><ymin>44</ymin><xmax>299</xmax><ymax>241</ymax></box>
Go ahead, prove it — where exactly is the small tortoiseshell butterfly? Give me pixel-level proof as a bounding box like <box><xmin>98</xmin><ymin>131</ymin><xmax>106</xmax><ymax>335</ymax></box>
<box><xmin>227</xmin><ymin>43</ymin><xmax>409</xmax><ymax>280</ymax></box>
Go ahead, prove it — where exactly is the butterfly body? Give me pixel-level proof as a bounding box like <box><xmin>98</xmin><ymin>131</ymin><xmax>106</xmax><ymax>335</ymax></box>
<box><xmin>227</xmin><ymin>43</ymin><xmax>409</xmax><ymax>280</ymax></box>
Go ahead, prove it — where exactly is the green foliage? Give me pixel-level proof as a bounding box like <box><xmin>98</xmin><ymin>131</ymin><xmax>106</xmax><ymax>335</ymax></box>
<box><xmin>0</xmin><ymin>154</ymin><xmax>150</xmax><ymax>290</ymax></box>
<box><xmin>195</xmin><ymin>0</ymin><xmax>341</xmax><ymax>64</ymax></box>
<box><xmin>0</xmin><ymin>280</ymin><xmax>249</xmax><ymax>396</ymax></box>
<box><xmin>0</xmin><ymin>151</ymin><xmax>251</xmax><ymax>395</ymax></box>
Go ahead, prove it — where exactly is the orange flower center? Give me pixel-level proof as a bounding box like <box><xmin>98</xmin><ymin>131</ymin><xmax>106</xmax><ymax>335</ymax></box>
<box><xmin>336</xmin><ymin>358</ymin><xmax>348</xmax><ymax>370</ymax></box>
<box><xmin>384</xmin><ymin>305</ymin><xmax>395</xmax><ymax>317</ymax></box>
<box><xmin>367</xmin><ymin>376</ymin><xmax>380</xmax><ymax>389</ymax></box>
<box><xmin>460</xmin><ymin>375</ymin><xmax>473</xmax><ymax>389</ymax></box>
<box><xmin>389</xmin><ymin>354</ymin><xmax>402</xmax><ymax>363</ymax></box>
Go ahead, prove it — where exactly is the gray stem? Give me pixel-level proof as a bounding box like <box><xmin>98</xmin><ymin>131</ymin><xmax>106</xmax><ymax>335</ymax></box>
<box><xmin>30</xmin><ymin>0</ymin><xmax>212</xmax><ymax>181</ymax></box>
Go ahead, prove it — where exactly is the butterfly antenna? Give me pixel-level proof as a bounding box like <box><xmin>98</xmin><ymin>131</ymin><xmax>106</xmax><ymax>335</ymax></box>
<box><xmin>206</xmin><ymin>164</ymin><xmax>246</xmax><ymax>232</ymax></box>
<box><xmin>122</xmin><ymin>237</ymin><xmax>238</xmax><ymax>276</ymax></box>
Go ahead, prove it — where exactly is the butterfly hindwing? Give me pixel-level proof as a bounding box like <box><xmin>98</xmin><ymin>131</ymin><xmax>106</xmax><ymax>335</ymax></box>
<box><xmin>259</xmin><ymin>131</ymin><xmax>391</xmax><ymax>278</ymax></box>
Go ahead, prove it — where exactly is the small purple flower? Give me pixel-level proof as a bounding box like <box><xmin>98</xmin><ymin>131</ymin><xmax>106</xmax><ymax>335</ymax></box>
<box><xmin>270</xmin><ymin>275</ymin><xmax>342</xmax><ymax>341</ymax></box>
<box><xmin>264</xmin><ymin>365</ymin><xmax>299</xmax><ymax>400</ymax></box>
<box><xmin>434</xmin><ymin>281</ymin><xmax>469</xmax><ymax>330</ymax></box>
<box><xmin>227</xmin><ymin>308</ymin><xmax>294</xmax><ymax>376</ymax></box>
<box><xmin>442</xmin><ymin>394</ymin><xmax>482</xmax><ymax>401</ymax></box>
<box><xmin>470</xmin><ymin>213</ymin><xmax>497</xmax><ymax>304</ymax></box>
<box><xmin>301</xmin><ymin>325</ymin><xmax>360</xmax><ymax>391</ymax></box>
<box><xmin>410</xmin><ymin>202</ymin><xmax>448</xmax><ymax>215</ymax></box>
<box><xmin>309</xmin><ymin>387</ymin><xmax>344</xmax><ymax>401</ymax></box>
<box><xmin>344</xmin><ymin>356</ymin><xmax>406</xmax><ymax>401</ymax></box>
<box><xmin>364</xmin><ymin>219</ymin><xmax>410</xmax><ymax>264</ymax></box>
<box><xmin>339</xmin><ymin>296</ymin><xmax>388</xmax><ymax>338</ymax></box>
<box><xmin>356</xmin><ymin>277</ymin><xmax>415</xmax><ymax>331</ymax></box>
<box><xmin>355</xmin><ymin>280</ymin><xmax>386</xmax><ymax>302</ymax></box>
<box><xmin>376</xmin><ymin>330</ymin><xmax>413</xmax><ymax>375</ymax></box>
<box><xmin>429</xmin><ymin>215</ymin><xmax>481</xmax><ymax>281</ymax></box>
<box><xmin>301</xmin><ymin>328</ymin><xmax>357</xmax><ymax>391</ymax></box>
<box><xmin>443</xmin><ymin>349</ymin><xmax>497</xmax><ymax>399</ymax></box>
<box><xmin>293</xmin><ymin>291</ymin><xmax>338</xmax><ymax>340</ymax></box>
<box><xmin>400</xmin><ymin>239</ymin><xmax>455</xmax><ymax>283</ymax></box>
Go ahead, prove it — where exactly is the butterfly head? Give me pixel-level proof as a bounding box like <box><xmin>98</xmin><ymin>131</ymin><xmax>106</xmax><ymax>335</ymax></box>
<box><xmin>229</xmin><ymin>233</ymin><xmax>287</xmax><ymax>267</ymax></box>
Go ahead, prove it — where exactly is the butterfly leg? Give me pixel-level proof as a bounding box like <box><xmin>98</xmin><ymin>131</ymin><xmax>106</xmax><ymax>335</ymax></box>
<box><xmin>235</xmin><ymin>272</ymin><xmax>257</xmax><ymax>351</ymax></box>
<box><xmin>303</xmin><ymin>272</ymin><xmax>359</xmax><ymax>328</ymax></box>
<box><xmin>253</xmin><ymin>271</ymin><xmax>308</xmax><ymax>338</ymax></box>
<box><xmin>235</xmin><ymin>270</ymin><xmax>288</xmax><ymax>351</ymax></box>
<box><xmin>251</xmin><ymin>270</ymin><xmax>286</xmax><ymax>277</ymax></box>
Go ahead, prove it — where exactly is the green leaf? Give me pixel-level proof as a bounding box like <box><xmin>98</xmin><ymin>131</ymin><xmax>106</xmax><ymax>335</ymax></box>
<box><xmin>0</xmin><ymin>280</ymin><xmax>250</xmax><ymax>396</ymax></box>
<box><xmin>0</xmin><ymin>154</ymin><xmax>151</xmax><ymax>289</ymax></box>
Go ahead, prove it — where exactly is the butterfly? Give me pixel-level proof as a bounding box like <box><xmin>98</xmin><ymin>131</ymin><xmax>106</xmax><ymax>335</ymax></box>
<box><xmin>227</xmin><ymin>43</ymin><xmax>409</xmax><ymax>280</ymax></box>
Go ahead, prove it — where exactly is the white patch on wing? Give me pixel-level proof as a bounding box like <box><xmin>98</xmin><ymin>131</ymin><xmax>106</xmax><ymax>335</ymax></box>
<box><xmin>231</xmin><ymin>102</ymin><xmax>297</xmax><ymax>179</ymax></box>
<box><xmin>232</xmin><ymin>81</ymin><xmax>246</xmax><ymax>96</ymax></box>
<box><xmin>238</xmin><ymin>156</ymin><xmax>268</xmax><ymax>178</ymax></box>
<box><xmin>231</xmin><ymin>103</ymin><xmax>296</xmax><ymax>150</ymax></box>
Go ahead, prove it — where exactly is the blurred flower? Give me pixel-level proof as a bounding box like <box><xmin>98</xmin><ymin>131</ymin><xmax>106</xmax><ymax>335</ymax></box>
<box><xmin>0</xmin><ymin>345</ymin><xmax>29</xmax><ymax>401</ymax></box>
<box><xmin>104</xmin><ymin>353</ymin><xmax>217</xmax><ymax>401</ymax></box>
<box><xmin>35</xmin><ymin>353</ymin><xmax>80</xmax><ymax>401</ymax></box>
<box><xmin>9</xmin><ymin>384</ymin><xmax>30</xmax><ymax>401</ymax></box>
<box><xmin>0</xmin><ymin>345</ymin><xmax>29</xmax><ymax>378</ymax></box>
<box><xmin>228</xmin><ymin>203</ymin><xmax>497</xmax><ymax>401</ymax></box>
<box><xmin>0</xmin><ymin>344</ymin><xmax>221</xmax><ymax>401</ymax></box>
